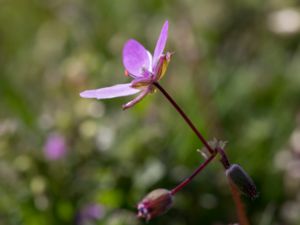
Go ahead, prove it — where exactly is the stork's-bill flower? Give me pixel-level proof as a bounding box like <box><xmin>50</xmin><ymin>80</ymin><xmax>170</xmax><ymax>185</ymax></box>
<box><xmin>80</xmin><ymin>20</ymin><xmax>172</xmax><ymax>109</ymax></box>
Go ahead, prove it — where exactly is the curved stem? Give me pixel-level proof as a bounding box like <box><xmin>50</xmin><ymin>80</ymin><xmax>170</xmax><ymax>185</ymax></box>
<box><xmin>171</xmin><ymin>153</ymin><xmax>216</xmax><ymax>195</ymax></box>
<box><xmin>153</xmin><ymin>82</ymin><xmax>214</xmax><ymax>154</ymax></box>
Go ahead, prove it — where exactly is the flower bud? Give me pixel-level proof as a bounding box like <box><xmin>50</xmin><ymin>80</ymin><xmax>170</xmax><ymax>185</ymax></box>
<box><xmin>226</xmin><ymin>164</ymin><xmax>258</xmax><ymax>199</ymax></box>
<box><xmin>137</xmin><ymin>188</ymin><xmax>173</xmax><ymax>221</ymax></box>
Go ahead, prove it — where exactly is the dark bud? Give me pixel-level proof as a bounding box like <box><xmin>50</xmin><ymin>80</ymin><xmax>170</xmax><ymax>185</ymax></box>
<box><xmin>226</xmin><ymin>164</ymin><xmax>258</xmax><ymax>199</ymax></box>
<box><xmin>137</xmin><ymin>189</ymin><xmax>173</xmax><ymax>221</ymax></box>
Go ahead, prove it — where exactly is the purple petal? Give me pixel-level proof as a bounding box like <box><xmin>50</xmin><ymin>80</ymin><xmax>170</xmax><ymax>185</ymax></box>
<box><xmin>122</xmin><ymin>88</ymin><xmax>150</xmax><ymax>110</ymax></box>
<box><xmin>80</xmin><ymin>83</ymin><xmax>141</xmax><ymax>99</ymax></box>
<box><xmin>123</xmin><ymin>39</ymin><xmax>150</xmax><ymax>77</ymax></box>
<box><xmin>153</xmin><ymin>21</ymin><xmax>168</xmax><ymax>68</ymax></box>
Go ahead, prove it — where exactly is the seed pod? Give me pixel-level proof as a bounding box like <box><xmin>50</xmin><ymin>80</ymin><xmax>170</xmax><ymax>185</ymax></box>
<box><xmin>226</xmin><ymin>164</ymin><xmax>258</xmax><ymax>199</ymax></box>
<box><xmin>137</xmin><ymin>188</ymin><xmax>173</xmax><ymax>221</ymax></box>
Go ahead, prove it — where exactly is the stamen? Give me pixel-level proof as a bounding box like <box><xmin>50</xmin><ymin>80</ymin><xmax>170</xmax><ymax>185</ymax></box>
<box><xmin>124</xmin><ymin>69</ymin><xmax>129</xmax><ymax>76</ymax></box>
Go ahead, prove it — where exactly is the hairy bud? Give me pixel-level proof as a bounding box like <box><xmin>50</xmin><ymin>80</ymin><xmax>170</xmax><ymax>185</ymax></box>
<box><xmin>137</xmin><ymin>189</ymin><xmax>173</xmax><ymax>221</ymax></box>
<box><xmin>226</xmin><ymin>164</ymin><xmax>258</xmax><ymax>199</ymax></box>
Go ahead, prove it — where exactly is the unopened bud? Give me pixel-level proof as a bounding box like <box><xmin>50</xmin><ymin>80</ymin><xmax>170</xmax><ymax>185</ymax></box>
<box><xmin>226</xmin><ymin>164</ymin><xmax>258</xmax><ymax>199</ymax></box>
<box><xmin>137</xmin><ymin>188</ymin><xmax>173</xmax><ymax>221</ymax></box>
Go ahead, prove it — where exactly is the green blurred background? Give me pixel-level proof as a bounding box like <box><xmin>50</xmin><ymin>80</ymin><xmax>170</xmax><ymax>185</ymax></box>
<box><xmin>1</xmin><ymin>0</ymin><xmax>300</xmax><ymax>224</ymax></box>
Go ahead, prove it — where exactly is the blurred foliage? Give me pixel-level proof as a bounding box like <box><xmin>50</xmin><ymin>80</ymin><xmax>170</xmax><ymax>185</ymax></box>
<box><xmin>1</xmin><ymin>0</ymin><xmax>300</xmax><ymax>224</ymax></box>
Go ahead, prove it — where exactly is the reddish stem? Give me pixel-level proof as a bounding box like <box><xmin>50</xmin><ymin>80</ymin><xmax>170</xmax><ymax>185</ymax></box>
<box><xmin>216</xmin><ymin>147</ymin><xmax>231</xmax><ymax>169</ymax></box>
<box><xmin>155</xmin><ymin>82</ymin><xmax>250</xmax><ymax>224</ymax></box>
<box><xmin>153</xmin><ymin>82</ymin><xmax>214</xmax><ymax>154</ymax></box>
<box><xmin>171</xmin><ymin>153</ymin><xmax>216</xmax><ymax>195</ymax></box>
<box><xmin>228</xmin><ymin>179</ymin><xmax>250</xmax><ymax>225</ymax></box>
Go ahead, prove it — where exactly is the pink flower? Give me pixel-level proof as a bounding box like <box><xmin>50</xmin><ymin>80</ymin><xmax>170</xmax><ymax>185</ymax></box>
<box><xmin>80</xmin><ymin>20</ymin><xmax>172</xmax><ymax>109</ymax></box>
<box><xmin>43</xmin><ymin>133</ymin><xmax>67</xmax><ymax>160</ymax></box>
<box><xmin>76</xmin><ymin>203</ymin><xmax>104</xmax><ymax>224</ymax></box>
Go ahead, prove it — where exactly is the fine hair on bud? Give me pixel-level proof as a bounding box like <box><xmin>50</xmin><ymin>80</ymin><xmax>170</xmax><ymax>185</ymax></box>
<box><xmin>137</xmin><ymin>188</ymin><xmax>173</xmax><ymax>221</ymax></box>
<box><xmin>226</xmin><ymin>164</ymin><xmax>258</xmax><ymax>199</ymax></box>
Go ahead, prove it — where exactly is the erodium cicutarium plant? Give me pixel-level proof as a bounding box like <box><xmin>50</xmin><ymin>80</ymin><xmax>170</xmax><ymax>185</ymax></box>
<box><xmin>80</xmin><ymin>20</ymin><xmax>258</xmax><ymax>224</ymax></box>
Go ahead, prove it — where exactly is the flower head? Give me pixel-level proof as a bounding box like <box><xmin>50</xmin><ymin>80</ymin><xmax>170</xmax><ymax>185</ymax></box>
<box><xmin>44</xmin><ymin>132</ymin><xmax>67</xmax><ymax>160</ymax></box>
<box><xmin>80</xmin><ymin>20</ymin><xmax>172</xmax><ymax>109</ymax></box>
<box><xmin>137</xmin><ymin>188</ymin><xmax>173</xmax><ymax>221</ymax></box>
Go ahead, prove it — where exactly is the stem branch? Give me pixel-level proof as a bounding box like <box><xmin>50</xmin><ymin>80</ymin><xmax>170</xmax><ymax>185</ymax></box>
<box><xmin>171</xmin><ymin>153</ymin><xmax>216</xmax><ymax>195</ymax></box>
<box><xmin>155</xmin><ymin>82</ymin><xmax>250</xmax><ymax>224</ymax></box>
